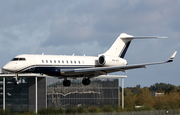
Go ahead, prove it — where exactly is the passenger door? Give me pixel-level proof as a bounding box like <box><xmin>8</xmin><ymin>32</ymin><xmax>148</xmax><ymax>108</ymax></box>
<box><xmin>29</xmin><ymin>56</ymin><xmax>36</xmax><ymax>71</ymax></box>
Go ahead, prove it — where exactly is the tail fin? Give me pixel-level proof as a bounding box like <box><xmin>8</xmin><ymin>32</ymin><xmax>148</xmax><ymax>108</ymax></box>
<box><xmin>101</xmin><ymin>33</ymin><xmax>166</xmax><ymax>58</ymax></box>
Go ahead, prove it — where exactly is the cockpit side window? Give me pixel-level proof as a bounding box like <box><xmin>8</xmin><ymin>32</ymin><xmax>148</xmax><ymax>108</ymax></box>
<box><xmin>11</xmin><ymin>58</ymin><xmax>26</xmax><ymax>61</ymax></box>
<box><xmin>19</xmin><ymin>58</ymin><xmax>26</xmax><ymax>61</ymax></box>
<box><xmin>11</xmin><ymin>58</ymin><xmax>19</xmax><ymax>61</ymax></box>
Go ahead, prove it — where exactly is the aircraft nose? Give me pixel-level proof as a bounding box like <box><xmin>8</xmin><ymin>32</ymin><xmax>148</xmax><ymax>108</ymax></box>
<box><xmin>3</xmin><ymin>63</ymin><xmax>15</xmax><ymax>72</ymax></box>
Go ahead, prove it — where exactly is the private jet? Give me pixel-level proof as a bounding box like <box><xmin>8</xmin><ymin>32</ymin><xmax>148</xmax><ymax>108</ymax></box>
<box><xmin>3</xmin><ymin>33</ymin><xmax>177</xmax><ymax>86</ymax></box>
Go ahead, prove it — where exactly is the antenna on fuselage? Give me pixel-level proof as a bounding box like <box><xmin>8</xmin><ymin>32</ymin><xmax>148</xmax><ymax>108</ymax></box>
<box><xmin>42</xmin><ymin>52</ymin><xmax>44</xmax><ymax>55</ymax></box>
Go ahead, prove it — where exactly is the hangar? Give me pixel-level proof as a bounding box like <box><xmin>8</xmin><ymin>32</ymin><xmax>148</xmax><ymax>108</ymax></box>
<box><xmin>0</xmin><ymin>69</ymin><xmax>126</xmax><ymax>113</ymax></box>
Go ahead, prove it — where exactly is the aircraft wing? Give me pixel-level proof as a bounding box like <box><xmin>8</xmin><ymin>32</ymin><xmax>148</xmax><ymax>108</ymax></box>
<box><xmin>61</xmin><ymin>51</ymin><xmax>177</xmax><ymax>77</ymax></box>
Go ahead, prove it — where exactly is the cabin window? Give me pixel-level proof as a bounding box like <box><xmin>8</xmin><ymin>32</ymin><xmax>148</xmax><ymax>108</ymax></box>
<box><xmin>71</xmin><ymin>61</ymin><xmax>73</xmax><ymax>64</ymax></box>
<box><xmin>62</xmin><ymin>60</ymin><xmax>64</xmax><ymax>63</ymax></box>
<box><xmin>58</xmin><ymin>60</ymin><xmax>60</xmax><ymax>63</ymax></box>
<box><xmin>46</xmin><ymin>60</ymin><xmax>48</xmax><ymax>63</ymax></box>
<box><xmin>54</xmin><ymin>60</ymin><xmax>56</xmax><ymax>63</ymax></box>
<box><xmin>66</xmin><ymin>61</ymin><xmax>68</xmax><ymax>63</ymax></box>
<box><xmin>42</xmin><ymin>60</ymin><xmax>44</xmax><ymax>63</ymax></box>
<box><xmin>74</xmin><ymin>61</ymin><xmax>76</xmax><ymax>64</ymax></box>
<box><xmin>78</xmin><ymin>61</ymin><xmax>80</xmax><ymax>64</ymax></box>
<box><xmin>50</xmin><ymin>60</ymin><xmax>52</xmax><ymax>63</ymax></box>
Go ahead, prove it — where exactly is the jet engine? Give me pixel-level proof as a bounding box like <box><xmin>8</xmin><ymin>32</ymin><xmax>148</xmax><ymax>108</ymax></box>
<box><xmin>98</xmin><ymin>55</ymin><xmax>127</xmax><ymax>66</ymax></box>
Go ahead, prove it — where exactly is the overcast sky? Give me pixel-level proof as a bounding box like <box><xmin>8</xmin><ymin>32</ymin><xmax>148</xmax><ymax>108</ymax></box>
<box><xmin>0</xmin><ymin>0</ymin><xmax>179</xmax><ymax>87</ymax></box>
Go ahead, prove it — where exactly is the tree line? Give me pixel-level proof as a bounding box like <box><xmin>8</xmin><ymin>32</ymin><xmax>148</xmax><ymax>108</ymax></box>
<box><xmin>122</xmin><ymin>82</ymin><xmax>180</xmax><ymax>111</ymax></box>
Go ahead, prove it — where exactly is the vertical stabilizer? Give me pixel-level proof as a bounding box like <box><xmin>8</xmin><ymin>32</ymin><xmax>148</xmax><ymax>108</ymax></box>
<box><xmin>102</xmin><ymin>33</ymin><xmax>133</xmax><ymax>58</ymax></box>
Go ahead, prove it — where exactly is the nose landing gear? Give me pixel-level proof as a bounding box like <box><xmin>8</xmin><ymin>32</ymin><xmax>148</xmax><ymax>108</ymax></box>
<box><xmin>14</xmin><ymin>73</ymin><xmax>19</xmax><ymax>85</ymax></box>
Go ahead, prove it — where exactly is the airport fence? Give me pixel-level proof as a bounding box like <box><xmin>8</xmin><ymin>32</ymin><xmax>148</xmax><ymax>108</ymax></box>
<box><xmin>64</xmin><ymin>109</ymin><xmax>180</xmax><ymax>115</ymax></box>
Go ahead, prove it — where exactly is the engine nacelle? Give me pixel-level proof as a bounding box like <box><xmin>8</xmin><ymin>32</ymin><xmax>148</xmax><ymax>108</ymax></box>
<box><xmin>98</xmin><ymin>55</ymin><xmax>127</xmax><ymax>66</ymax></box>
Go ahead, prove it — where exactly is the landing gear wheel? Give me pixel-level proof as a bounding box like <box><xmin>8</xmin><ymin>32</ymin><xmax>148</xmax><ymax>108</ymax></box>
<box><xmin>14</xmin><ymin>81</ymin><xmax>19</xmax><ymax>85</ymax></box>
<box><xmin>82</xmin><ymin>78</ymin><xmax>91</xmax><ymax>85</ymax></box>
<box><xmin>63</xmin><ymin>80</ymin><xmax>71</xmax><ymax>87</ymax></box>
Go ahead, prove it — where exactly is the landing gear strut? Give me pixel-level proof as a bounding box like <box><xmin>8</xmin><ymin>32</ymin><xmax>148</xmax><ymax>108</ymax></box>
<box><xmin>63</xmin><ymin>79</ymin><xmax>71</xmax><ymax>87</ymax></box>
<box><xmin>14</xmin><ymin>73</ymin><xmax>19</xmax><ymax>85</ymax></box>
<box><xmin>82</xmin><ymin>78</ymin><xmax>91</xmax><ymax>85</ymax></box>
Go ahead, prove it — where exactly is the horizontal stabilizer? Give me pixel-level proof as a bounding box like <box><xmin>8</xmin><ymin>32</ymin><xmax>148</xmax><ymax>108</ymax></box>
<box><xmin>120</xmin><ymin>33</ymin><xmax>167</xmax><ymax>39</ymax></box>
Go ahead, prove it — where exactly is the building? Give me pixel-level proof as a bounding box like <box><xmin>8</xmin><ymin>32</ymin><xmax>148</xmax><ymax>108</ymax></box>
<box><xmin>0</xmin><ymin>73</ymin><xmax>46</xmax><ymax>113</ymax></box>
<box><xmin>47</xmin><ymin>76</ymin><xmax>120</xmax><ymax>108</ymax></box>
<box><xmin>152</xmin><ymin>93</ymin><xmax>164</xmax><ymax>97</ymax></box>
<box><xmin>0</xmin><ymin>69</ymin><xmax>126</xmax><ymax>112</ymax></box>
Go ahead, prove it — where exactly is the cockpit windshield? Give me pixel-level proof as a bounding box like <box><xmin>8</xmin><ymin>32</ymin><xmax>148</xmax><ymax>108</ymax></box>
<box><xmin>11</xmin><ymin>58</ymin><xmax>26</xmax><ymax>61</ymax></box>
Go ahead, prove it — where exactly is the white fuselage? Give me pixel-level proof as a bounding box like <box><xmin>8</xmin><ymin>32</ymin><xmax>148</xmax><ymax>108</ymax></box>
<box><xmin>3</xmin><ymin>54</ymin><xmax>127</xmax><ymax>78</ymax></box>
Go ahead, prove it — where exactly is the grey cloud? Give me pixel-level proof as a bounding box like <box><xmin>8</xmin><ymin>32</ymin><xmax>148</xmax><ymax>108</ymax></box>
<box><xmin>0</xmin><ymin>0</ymin><xmax>179</xmax><ymax>87</ymax></box>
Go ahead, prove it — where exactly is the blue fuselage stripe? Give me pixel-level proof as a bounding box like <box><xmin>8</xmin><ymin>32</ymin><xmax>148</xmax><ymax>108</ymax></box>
<box><xmin>17</xmin><ymin>64</ymin><xmax>94</xmax><ymax>74</ymax></box>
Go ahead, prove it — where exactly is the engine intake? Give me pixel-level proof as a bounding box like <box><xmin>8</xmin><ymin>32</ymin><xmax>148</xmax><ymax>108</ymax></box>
<box><xmin>98</xmin><ymin>55</ymin><xmax>127</xmax><ymax>66</ymax></box>
<box><xmin>98</xmin><ymin>55</ymin><xmax>105</xmax><ymax>65</ymax></box>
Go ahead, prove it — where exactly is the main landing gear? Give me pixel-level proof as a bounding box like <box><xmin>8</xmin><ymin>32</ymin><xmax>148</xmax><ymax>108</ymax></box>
<box><xmin>63</xmin><ymin>79</ymin><xmax>71</xmax><ymax>87</ymax></box>
<box><xmin>82</xmin><ymin>78</ymin><xmax>91</xmax><ymax>85</ymax></box>
<box><xmin>63</xmin><ymin>77</ymin><xmax>91</xmax><ymax>87</ymax></box>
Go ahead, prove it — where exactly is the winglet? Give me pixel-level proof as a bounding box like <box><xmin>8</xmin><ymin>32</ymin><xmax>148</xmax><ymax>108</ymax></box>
<box><xmin>166</xmin><ymin>51</ymin><xmax>177</xmax><ymax>63</ymax></box>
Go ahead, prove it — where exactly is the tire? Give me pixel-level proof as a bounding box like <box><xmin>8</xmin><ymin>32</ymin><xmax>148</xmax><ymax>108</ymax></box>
<box><xmin>63</xmin><ymin>80</ymin><xmax>71</xmax><ymax>87</ymax></box>
<box><xmin>82</xmin><ymin>78</ymin><xmax>90</xmax><ymax>85</ymax></box>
